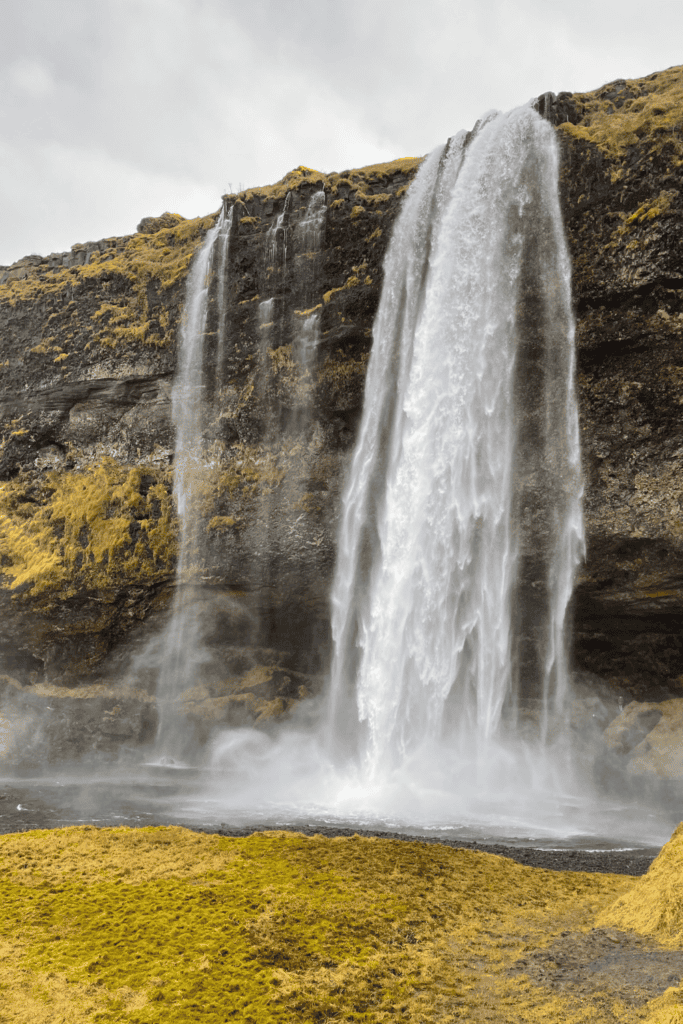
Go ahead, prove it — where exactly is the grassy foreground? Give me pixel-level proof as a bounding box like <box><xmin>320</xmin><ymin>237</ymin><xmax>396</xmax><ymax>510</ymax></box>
<box><xmin>0</xmin><ymin>825</ymin><xmax>681</xmax><ymax>1023</ymax></box>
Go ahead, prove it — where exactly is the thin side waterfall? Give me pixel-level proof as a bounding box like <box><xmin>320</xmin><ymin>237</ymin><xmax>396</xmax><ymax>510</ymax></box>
<box><xmin>293</xmin><ymin>189</ymin><xmax>326</xmax><ymax>371</ymax></box>
<box><xmin>214</xmin><ymin>209</ymin><xmax>232</xmax><ymax>388</ymax></box>
<box><xmin>154</xmin><ymin>207</ymin><xmax>233</xmax><ymax>760</ymax></box>
<box><xmin>327</xmin><ymin>106</ymin><xmax>584</xmax><ymax>774</ymax></box>
<box><xmin>297</xmin><ymin>189</ymin><xmax>326</xmax><ymax>255</ymax></box>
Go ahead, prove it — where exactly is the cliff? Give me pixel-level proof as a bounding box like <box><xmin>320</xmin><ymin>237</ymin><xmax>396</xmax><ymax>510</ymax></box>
<box><xmin>550</xmin><ymin>66</ymin><xmax>683</xmax><ymax>697</ymax></box>
<box><xmin>0</xmin><ymin>66</ymin><xmax>682</xmax><ymax>757</ymax></box>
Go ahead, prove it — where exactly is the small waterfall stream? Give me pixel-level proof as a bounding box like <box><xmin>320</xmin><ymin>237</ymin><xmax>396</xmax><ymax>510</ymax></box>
<box><xmin>154</xmin><ymin>207</ymin><xmax>233</xmax><ymax>760</ymax></box>
<box><xmin>293</xmin><ymin>189</ymin><xmax>326</xmax><ymax>369</ymax></box>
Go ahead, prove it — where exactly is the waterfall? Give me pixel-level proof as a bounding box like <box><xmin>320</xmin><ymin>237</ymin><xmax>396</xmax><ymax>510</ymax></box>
<box><xmin>327</xmin><ymin>106</ymin><xmax>584</xmax><ymax>774</ymax></box>
<box><xmin>293</xmin><ymin>189</ymin><xmax>326</xmax><ymax>370</ymax></box>
<box><xmin>154</xmin><ymin>206</ymin><xmax>233</xmax><ymax>760</ymax></box>
<box><xmin>297</xmin><ymin>189</ymin><xmax>326</xmax><ymax>255</ymax></box>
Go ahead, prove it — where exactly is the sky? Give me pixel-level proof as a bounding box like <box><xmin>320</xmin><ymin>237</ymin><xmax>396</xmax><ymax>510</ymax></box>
<box><xmin>1</xmin><ymin>0</ymin><xmax>682</xmax><ymax>266</ymax></box>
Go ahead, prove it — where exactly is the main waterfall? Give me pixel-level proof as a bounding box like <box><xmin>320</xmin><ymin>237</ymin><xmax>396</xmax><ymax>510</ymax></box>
<box><xmin>205</xmin><ymin>106</ymin><xmax>595</xmax><ymax>840</ymax></box>
<box><xmin>327</xmin><ymin>106</ymin><xmax>583</xmax><ymax>773</ymax></box>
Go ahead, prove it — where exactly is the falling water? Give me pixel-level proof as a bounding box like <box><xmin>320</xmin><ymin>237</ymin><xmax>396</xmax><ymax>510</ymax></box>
<box><xmin>327</xmin><ymin>106</ymin><xmax>584</xmax><ymax>774</ymax></box>
<box><xmin>154</xmin><ymin>206</ymin><xmax>233</xmax><ymax>759</ymax></box>
<box><xmin>266</xmin><ymin>191</ymin><xmax>292</xmax><ymax>269</ymax></box>
<box><xmin>197</xmin><ymin>107</ymin><xmax>671</xmax><ymax>846</ymax></box>
<box><xmin>297</xmin><ymin>189</ymin><xmax>326</xmax><ymax>254</ymax></box>
<box><xmin>293</xmin><ymin>189</ymin><xmax>326</xmax><ymax>369</ymax></box>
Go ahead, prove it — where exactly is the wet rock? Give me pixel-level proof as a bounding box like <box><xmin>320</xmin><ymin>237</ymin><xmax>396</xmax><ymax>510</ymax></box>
<box><xmin>603</xmin><ymin>698</ymin><xmax>683</xmax><ymax>778</ymax></box>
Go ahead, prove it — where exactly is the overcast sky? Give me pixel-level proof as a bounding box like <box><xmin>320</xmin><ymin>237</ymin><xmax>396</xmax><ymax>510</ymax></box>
<box><xmin>1</xmin><ymin>0</ymin><xmax>682</xmax><ymax>265</ymax></box>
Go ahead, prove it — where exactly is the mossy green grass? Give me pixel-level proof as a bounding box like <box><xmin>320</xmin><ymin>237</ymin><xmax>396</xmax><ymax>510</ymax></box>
<box><xmin>3</xmin><ymin>824</ymin><xmax>676</xmax><ymax>1023</ymax></box>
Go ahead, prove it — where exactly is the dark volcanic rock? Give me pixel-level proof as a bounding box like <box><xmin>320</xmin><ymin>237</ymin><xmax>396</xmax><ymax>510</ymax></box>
<box><xmin>555</xmin><ymin>66</ymin><xmax>683</xmax><ymax>698</ymax></box>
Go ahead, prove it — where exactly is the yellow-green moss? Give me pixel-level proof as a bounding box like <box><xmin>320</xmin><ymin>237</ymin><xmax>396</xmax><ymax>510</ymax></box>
<box><xmin>323</xmin><ymin>274</ymin><xmax>362</xmax><ymax>305</ymax></box>
<box><xmin>625</xmin><ymin>190</ymin><xmax>678</xmax><ymax>224</ymax></box>
<box><xmin>558</xmin><ymin>65</ymin><xmax>683</xmax><ymax>161</ymax></box>
<box><xmin>268</xmin><ymin>345</ymin><xmax>296</xmax><ymax>373</ymax></box>
<box><xmin>320</xmin><ymin>350</ymin><xmax>370</xmax><ymax>384</ymax></box>
<box><xmin>177</xmin><ymin>443</ymin><xmax>288</xmax><ymax>519</ymax></box>
<box><xmin>0</xmin><ymin>214</ymin><xmax>217</xmax><ymax>352</ymax></box>
<box><xmin>600</xmin><ymin>189</ymin><xmax>681</xmax><ymax>254</ymax></box>
<box><xmin>0</xmin><ymin>825</ymin><xmax>643</xmax><ymax>1024</ymax></box>
<box><xmin>235</xmin><ymin>157</ymin><xmax>422</xmax><ymax>209</ymax></box>
<box><xmin>601</xmin><ymin>821</ymin><xmax>683</xmax><ymax>941</ymax></box>
<box><xmin>240</xmin><ymin>166</ymin><xmax>329</xmax><ymax>205</ymax></box>
<box><xmin>0</xmin><ymin>460</ymin><xmax>176</xmax><ymax>599</ymax></box>
<box><xmin>293</xmin><ymin>304</ymin><xmax>322</xmax><ymax>317</ymax></box>
<box><xmin>352</xmin><ymin>191</ymin><xmax>393</xmax><ymax>207</ymax></box>
<box><xmin>206</xmin><ymin>515</ymin><xmax>237</xmax><ymax>533</ymax></box>
<box><xmin>344</xmin><ymin>156</ymin><xmax>424</xmax><ymax>182</ymax></box>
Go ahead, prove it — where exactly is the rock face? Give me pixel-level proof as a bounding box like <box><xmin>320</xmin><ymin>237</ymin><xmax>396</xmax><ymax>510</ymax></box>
<box><xmin>0</xmin><ymin>160</ymin><xmax>421</xmax><ymax>755</ymax></box>
<box><xmin>602</xmin><ymin>698</ymin><xmax>683</xmax><ymax>779</ymax></box>
<box><xmin>549</xmin><ymin>66</ymin><xmax>683</xmax><ymax>700</ymax></box>
<box><xmin>1</xmin><ymin>66</ymin><xmax>683</xmax><ymax>758</ymax></box>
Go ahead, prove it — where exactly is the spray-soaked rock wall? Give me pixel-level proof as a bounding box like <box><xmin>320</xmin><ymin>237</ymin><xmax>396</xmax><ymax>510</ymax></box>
<box><xmin>1</xmin><ymin>66</ymin><xmax>683</xmax><ymax>757</ymax></box>
<box><xmin>550</xmin><ymin>66</ymin><xmax>683</xmax><ymax>699</ymax></box>
<box><xmin>0</xmin><ymin>159</ymin><xmax>422</xmax><ymax>755</ymax></box>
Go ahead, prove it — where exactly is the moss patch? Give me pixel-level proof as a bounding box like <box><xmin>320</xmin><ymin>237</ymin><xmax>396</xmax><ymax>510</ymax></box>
<box><xmin>232</xmin><ymin>158</ymin><xmax>423</xmax><ymax>209</ymax></box>
<box><xmin>558</xmin><ymin>65</ymin><xmax>683</xmax><ymax>161</ymax></box>
<box><xmin>0</xmin><ymin>825</ymin><xmax>646</xmax><ymax>1024</ymax></box>
<box><xmin>599</xmin><ymin>821</ymin><xmax>683</xmax><ymax>945</ymax></box>
<box><xmin>0</xmin><ymin>213</ymin><xmax>216</xmax><ymax>352</ymax></box>
<box><xmin>0</xmin><ymin>460</ymin><xmax>175</xmax><ymax>600</ymax></box>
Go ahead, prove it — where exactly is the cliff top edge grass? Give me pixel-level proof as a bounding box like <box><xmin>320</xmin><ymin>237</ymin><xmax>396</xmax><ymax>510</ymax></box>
<box><xmin>221</xmin><ymin>157</ymin><xmax>424</xmax><ymax>206</ymax></box>
<box><xmin>0</xmin><ymin>213</ymin><xmax>218</xmax><ymax>349</ymax></box>
<box><xmin>558</xmin><ymin>63</ymin><xmax>683</xmax><ymax>163</ymax></box>
<box><xmin>0</xmin><ymin>823</ymin><xmax>656</xmax><ymax>1024</ymax></box>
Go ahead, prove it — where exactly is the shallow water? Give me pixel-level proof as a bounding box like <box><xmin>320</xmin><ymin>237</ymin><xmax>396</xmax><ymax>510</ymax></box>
<box><xmin>0</xmin><ymin>759</ymin><xmax>675</xmax><ymax>866</ymax></box>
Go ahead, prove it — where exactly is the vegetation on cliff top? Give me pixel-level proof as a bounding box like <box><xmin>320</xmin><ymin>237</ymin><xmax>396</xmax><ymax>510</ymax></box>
<box><xmin>559</xmin><ymin>64</ymin><xmax>683</xmax><ymax>163</ymax></box>
<box><xmin>0</xmin><ymin>213</ymin><xmax>217</xmax><ymax>353</ymax></box>
<box><xmin>227</xmin><ymin>158</ymin><xmax>423</xmax><ymax>207</ymax></box>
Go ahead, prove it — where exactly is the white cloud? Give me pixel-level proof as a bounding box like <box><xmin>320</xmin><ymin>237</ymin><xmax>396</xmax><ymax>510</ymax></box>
<box><xmin>0</xmin><ymin>137</ymin><xmax>219</xmax><ymax>264</ymax></box>
<box><xmin>1</xmin><ymin>0</ymin><xmax>682</xmax><ymax>263</ymax></box>
<box><xmin>7</xmin><ymin>57</ymin><xmax>55</xmax><ymax>98</ymax></box>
